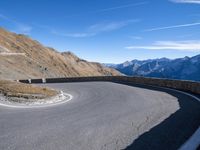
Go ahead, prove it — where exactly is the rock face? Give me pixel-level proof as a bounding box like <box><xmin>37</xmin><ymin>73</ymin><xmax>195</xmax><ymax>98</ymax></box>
<box><xmin>0</xmin><ymin>28</ymin><xmax>121</xmax><ymax>79</ymax></box>
<box><xmin>105</xmin><ymin>56</ymin><xmax>200</xmax><ymax>81</ymax></box>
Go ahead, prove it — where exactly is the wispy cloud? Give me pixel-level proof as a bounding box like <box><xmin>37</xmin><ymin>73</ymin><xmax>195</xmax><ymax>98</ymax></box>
<box><xmin>50</xmin><ymin>20</ymin><xmax>139</xmax><ymax>38</ymax></box>
<box><xmin>88</xmin><ymin>20</ymin><xmax>138</xmax><ymax>33</ymax></box>
<box><xmin>189</xmin><ymin>13</ymin><xmax>200</xmax><ymax>17</ymax></box>
<box><xmin>94</xmin><ymin>2</ymin><xmax>148</xmax><ymax>13</ymax></box>
<box><xmin>65</xmin><ymin>2</ymin><xmax>147</xmax><ymax>18</ymax></box>
<box><xmin>32</xmin><ymin>24</ymin><xmax>51</xmax><ymax>31</ymax></box>
<box><xmin>0</xmin><ymin>14</ymin><xmax>32</xmax><ymax>34</ymax></box>
<box><xmin>15</xmin><ymin>24</ymin><xmax>32</xmax><ymax>34</ymax></box>
<box><xmin>130</xmin><ymin>36</ymin><xmax>143</xmax><ymax>40</ymax></box>
<box><xmin>170</xmin><ymin>0</ymin><xmax>200</xmax><ymax>4</ymax></box>
<box><xmin>125</xmin><ymin>40</ymin><xmax>200</xmax><ymax>52</ymax></box>
<box><xmin>145</xmin><ymin>22</ymin><xmax>200</xmax><ymax>31</ymax></box>
<box><xmin>0</xmin><ymin>14</ymin><xmax>7</xmax><ymax>20</ymax></box>
<box><xmin>51</xmin><ymin>31</ymin><xmax>95</xmax><ymax>38</ymax></box>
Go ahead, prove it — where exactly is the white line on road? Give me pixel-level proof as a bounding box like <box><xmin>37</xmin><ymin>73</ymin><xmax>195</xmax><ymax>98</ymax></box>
<box><xmin>0</xmin><ymin>92</ymin><xmax>73</xmax><ymax>108</ymax></box>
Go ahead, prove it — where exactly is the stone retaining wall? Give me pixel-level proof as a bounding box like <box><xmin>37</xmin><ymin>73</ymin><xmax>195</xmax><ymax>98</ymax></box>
<box><xmin>19</xmin><ymin>76</ymin><xmax>200</xmax><ymax>95</ymax></box>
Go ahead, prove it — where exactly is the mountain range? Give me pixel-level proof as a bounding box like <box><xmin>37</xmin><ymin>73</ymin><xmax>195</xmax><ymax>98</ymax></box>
<box><xmin>0</xmin><ymin>28</ymin><xmax>121</xmax><ymax>80</ymax></box>
<box><xmin>1</xmin><ymin>27</ymin><xmax>199</xmax><ymax>81</ymax></box>
<box><xmin>105</xmin><ymin>55</ymin><xmax>200</xmax><ymax>81</ymax></box>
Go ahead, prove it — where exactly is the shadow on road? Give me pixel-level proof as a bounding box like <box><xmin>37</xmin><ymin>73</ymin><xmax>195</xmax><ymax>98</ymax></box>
<box><xmin>115</xmin><ymin>82</ymin><xmax>200</xmax><ymax>150</ymax></box>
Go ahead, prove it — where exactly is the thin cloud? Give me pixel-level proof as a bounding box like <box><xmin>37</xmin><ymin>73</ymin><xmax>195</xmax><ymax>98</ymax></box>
<box><xmin>145</xmin><ymin>22</ymin><xmax>200</xmax><ymax>31</ymax></box>
<box><xmin>33</xmin><ymin>24</ymin><xmax>85</xmax><ymax>37</ymax></box>
<box><xmin>130</xmin><ymin>36</ymin><xmax>143</xmax><ymax>40</ymax></box>
<box><xmin>0</xmin><ymin>14</ymin><xmax>7</xmax><ymax>19</ymax></box>
<box><xmin>189</xmin><ymin>13</ymin><xmax>200</xmax><ymax>17</ymax></box>
<box><xmin>51</xmin><ymin>31</ymin><xmax>95</xmax><ymax>38</ymax></box>
<box><xmin>94</xmin><ymin>2</ymin><xmax>148</xmax><ymax>13</ymax></box>
<box><xmin>65</xmin><ymin>2</ymin><xmax>147</xmax><ymax>18</ymax></box>
<box><xmin>88</xmin><ymin>20</ymin><xmax>139</xmax><ymax>33</ymax></box>
<box><xmin>14</xmin><ymin>24</ymin><xmax>32</xmax><ymax>35</ymax></box>
<box><xmin>50</xmin><ymin>20</ymin><xmax>139</xmax><ymax>38</ymax></box>
<box><xmin>0</xmin><ymin>14</ymin><xmax>32</xmax><ymax>34</ymax></box>
<box><xmin>170</xmin><ymin>0</ymin><xmax>200</xmax><ymax>4</ymax></box>
<box><xmin>125</xmin><ymin>40</ymin><xmax>200</xmax><ymax>52</ymax></box>
<box><xmin>33</xmin><ymin>24</ymin><xmax>52</xmax><ymax>31</ymax></box>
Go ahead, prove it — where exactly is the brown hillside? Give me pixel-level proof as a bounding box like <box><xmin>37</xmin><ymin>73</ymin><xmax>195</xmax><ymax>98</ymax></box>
<box><xmin>0</xmin><ymin>28</ymin><xmax>121</xmax><ymax>80</ymax></box>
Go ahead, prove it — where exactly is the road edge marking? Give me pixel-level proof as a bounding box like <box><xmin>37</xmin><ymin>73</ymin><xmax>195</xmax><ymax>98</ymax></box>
<box><xmin>0</xmin><ymin>92</ymin><xmax>73</xmax><ymax>108</ymax></box>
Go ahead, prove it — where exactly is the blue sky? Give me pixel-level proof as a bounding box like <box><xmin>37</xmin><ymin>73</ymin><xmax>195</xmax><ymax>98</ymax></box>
<box><xmin>0</xmin><ymin>0</ymin><xmax>200</xmax><ymax>63</ymax></box>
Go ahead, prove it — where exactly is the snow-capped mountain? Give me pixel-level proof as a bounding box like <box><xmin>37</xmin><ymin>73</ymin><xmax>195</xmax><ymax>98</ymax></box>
<box><xmin>104</xmin><ymin>55</ymin><xmax>200</xmax><ymax>81</ymax></box>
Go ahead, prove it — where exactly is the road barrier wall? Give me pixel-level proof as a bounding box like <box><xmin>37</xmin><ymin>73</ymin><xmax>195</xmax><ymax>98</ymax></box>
<box><xmin>19</xmin><ymin>76</ymin><xmax>200</xmax><ymax>95</ymax></box>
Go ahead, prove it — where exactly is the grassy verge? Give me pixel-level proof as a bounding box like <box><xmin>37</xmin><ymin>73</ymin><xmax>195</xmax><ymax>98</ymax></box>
<box><xmin>0</xmin><ymin>80</ymin><xmax>58</xmax><ymax>100</ymax></box>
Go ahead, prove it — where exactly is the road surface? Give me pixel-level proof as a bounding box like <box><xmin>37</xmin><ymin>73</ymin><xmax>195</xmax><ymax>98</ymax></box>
<box><xmin>0</xmin><ymin>82</ymin><xmax>200</xmax><ymax>150</ymax></box>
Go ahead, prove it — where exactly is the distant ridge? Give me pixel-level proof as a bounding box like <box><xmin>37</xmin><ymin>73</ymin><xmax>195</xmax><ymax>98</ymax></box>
<box><xmin>0</xmin><ymin>28</ymin><xmax>121</xmax><ymax>80</ymax></box>
<box><xmin>105</xmin><ymin>55</ymin><xmax>200</xmax><ymax>81</ymax></box>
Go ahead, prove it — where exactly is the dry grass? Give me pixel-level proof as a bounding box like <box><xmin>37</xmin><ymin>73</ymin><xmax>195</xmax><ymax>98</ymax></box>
<box><xmin>0</xmin><ymin>80</ymin><xmax>58</xmax><ymax>99</ymax></box>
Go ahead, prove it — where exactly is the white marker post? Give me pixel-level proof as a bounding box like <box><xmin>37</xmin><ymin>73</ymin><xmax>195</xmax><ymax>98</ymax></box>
<box><xmin>42</xmin><ymin>78</ymin><xmax>46</xmax><ymax>83</ymax></box>
<box><xmin>28</xmin><ymin>79</ymin><xmax>31</xmax><ymax>84</ymax></box>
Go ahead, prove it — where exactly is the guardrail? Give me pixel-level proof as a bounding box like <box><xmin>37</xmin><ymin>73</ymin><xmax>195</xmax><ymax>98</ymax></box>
<box><xmin>19</xmin><ymin>76</ymin><xmax>200</xmax><ymax>95</ymax></box>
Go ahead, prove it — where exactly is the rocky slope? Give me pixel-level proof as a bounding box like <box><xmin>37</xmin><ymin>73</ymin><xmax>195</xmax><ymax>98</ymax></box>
<box><xmin>105</xmin><ymin>55</ymin><xmax>200</xmax><ymax>81</ymax></box>
<box><xmin>0</xmin><ymin>28</ymin><xmax>121</xmax><ymax>80</ymax></box>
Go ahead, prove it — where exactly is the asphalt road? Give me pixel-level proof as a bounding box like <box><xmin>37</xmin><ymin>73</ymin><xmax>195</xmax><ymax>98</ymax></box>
<box><xmin>0</xmin><ymin>81</ymin><xmax>200</xmax><ymax>150</ymax></box>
